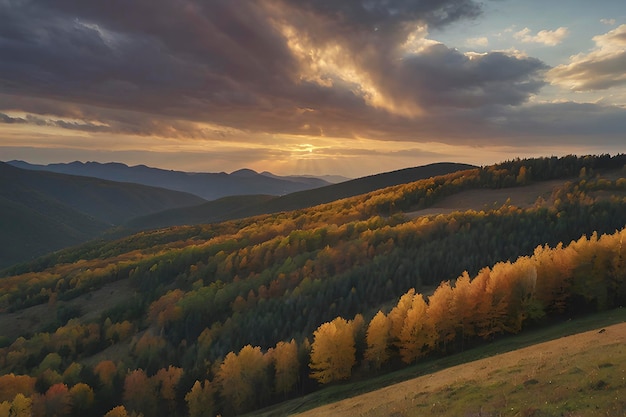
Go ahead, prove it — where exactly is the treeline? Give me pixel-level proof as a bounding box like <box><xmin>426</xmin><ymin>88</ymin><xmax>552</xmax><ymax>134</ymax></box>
<box><xmin>0</xmin><ymin>155</ymin><xmax>624</xmax><ymax>416</ymax></box>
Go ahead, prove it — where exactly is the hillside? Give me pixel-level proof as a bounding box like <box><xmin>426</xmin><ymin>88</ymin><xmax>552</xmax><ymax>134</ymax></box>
<box><xmin>294</xmin><ymin>315</ymin><xmax>626</xmax><ymax>417</ymax></box>
<box><xmin>7</xmin><ymin>160</ymin><xmax>331</xmax><ymax>200</ymax></box>
<box><xmin>0</xmin><ymin>162</ymin><xmax>205</xmax><ymax>268</ymax></box>
<box><xmin>126</xmin><ymin>162</ymin><xmax>476</xmax><ymax>230</ymax></box>
<box><xmin>0</xmin><ymin>155</ymin><xmax>624</xmax><ymax>417</ymax></box>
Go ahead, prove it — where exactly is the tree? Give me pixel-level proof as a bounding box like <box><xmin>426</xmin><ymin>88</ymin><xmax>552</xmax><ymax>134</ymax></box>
<box><xmin>388</xmin><ymin>289</ymin><xmax>416</xmax><ymax>343</ymax></box>
<box><xmin>94</xmin><ymin>360</ymin><xmax>117</xmax><ymax>388</ymax></box>
<box><xmin>427</xmin><ymin>281</ymin><xmax>457</xmax><ymax>352</ymax></box>
<box><xmin>451</xmin><ymin>271</ymin><xmax>475</xmax><ymax>347</ymax></box>
<box><xmin>270</xmin><ymin>339</ymin><xmax>299</xmax><ymax>397</ymax></box>
<box><xmin>10</xmin><ymin>394</ymin><xmax>32</xmax><ymax>417</ymax></box>
<box><xmin>309</xmin><ymin>317</ymin><xmax>356</xmax><ymax>384</ymax></box>
<box><xmin>216</xmin><ymin>345</ymin><xmax>269</xmax><ymax>414</ymax></box>
<box><xmin>123</xmin><ymin>369</ymin><xmax>156</xmax><ymax>417</ymax></box>
<box><xmin>398</xmin><ymin>293</ymin><xmax>435</xmax><ymax>363</ymax></box>
<box><xmin>364</xmin><ymin>311</ymin><xmax>391</xmax><ymax>369</ymax></box>
<box><xmin>43</xmin><ymin>383</ymin><xmax>71</xmax><ymax>417</ymax></box>
<box><xmin>0</xmin><ymin>374</ymin><xmax>36</xmax><ymax>402</ymax></box>
<box><xmin>185</xmin><ymin>380</ymin><xmax>215</xmax><ymax>417</ymax></box>
<box><xmin>153</xmin><ymin>366</ymin><xmax>183</xmax><ymax>413</ymax></box>
<box><xmin>103</xmin><ymin>405</ymin><xmax>128</xmax><ymax>417</ymax></box>
<box><xmin>0</xmin><ymin>401</ymin><xmax>9</xmax><ymax>417</ymax></box>
<box><xmin>68</xmin><ymin>383</ymin><xmax>94</xmax><ymax>416</ymax></box>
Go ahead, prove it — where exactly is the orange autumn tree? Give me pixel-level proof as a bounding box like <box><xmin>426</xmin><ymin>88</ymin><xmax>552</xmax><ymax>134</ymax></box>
<box><xmin>123</xmin><ymin>369</ymin><xmax>156</xmax><ymax>417</ymax></box>
<box><xmin>309</xmin><ymin>317</ymin><xmax>356</xmax><ymax>384</ymax></box>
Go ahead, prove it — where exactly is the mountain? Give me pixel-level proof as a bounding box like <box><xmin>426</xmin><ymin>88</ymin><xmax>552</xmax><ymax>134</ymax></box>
<box><xmin>0</xmin><ymin>162</ymin><xmax>205</xmax><ymax>268</ymax></box>
<box><xmin>7</xmin><ymin>160</ymin><xmax>331</xmax><ymax>200</ymax></box>
<box><xmin>126</xmin><ymin>162</ymin><xmax>476</xmax><ymax>230</ymax></box>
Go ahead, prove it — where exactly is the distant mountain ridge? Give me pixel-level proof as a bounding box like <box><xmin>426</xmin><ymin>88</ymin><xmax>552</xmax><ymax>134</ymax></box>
<box><xmin>7</xmin><ymin>160</ymin><xmax>333</xmax><ymax>200</ymax></box>
<box><xmin>126</xmin><ymin>162</ymin><xmax>477</xmax><ymax>230</ymax></box>
<box><xmin>0</xmin><ymin>162</ymin><xmax>205</xmax><ymax>268</ymax></box>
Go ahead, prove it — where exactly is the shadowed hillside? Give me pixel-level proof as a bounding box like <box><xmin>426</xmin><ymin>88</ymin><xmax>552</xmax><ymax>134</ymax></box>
<box><xmin>0</xmin><ymin>162</ymin><xmax>205</xmax><ymax>268</ymax></box>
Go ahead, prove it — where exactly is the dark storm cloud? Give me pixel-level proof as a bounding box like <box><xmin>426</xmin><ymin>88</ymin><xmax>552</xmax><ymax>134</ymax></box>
<box><xmin>0</xmin><ymin>0</ymin><xmax>558</xmax><ymax>142</ymax></box>
<box><xmin>284</xmin><ymin>0</ymin><xmax>482</xmax><ymax>33</ymax></box>
<box><xmin>390</xmin><ymin>45</ymin><xmax>548</xmax><ymax>108</ymax></box>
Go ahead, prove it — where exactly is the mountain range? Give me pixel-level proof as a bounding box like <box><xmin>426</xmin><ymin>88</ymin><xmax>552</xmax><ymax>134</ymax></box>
<box><xmin>7</xmin><ymin>160</ymin><xmax>340</xmax><ymax>200</ymax></box>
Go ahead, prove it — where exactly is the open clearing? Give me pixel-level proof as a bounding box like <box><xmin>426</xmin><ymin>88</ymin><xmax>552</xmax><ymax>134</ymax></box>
<box><xmin>406</xmin><ymin>180</ymin><xmax>565</xmax><ymax>218</ymax></box>
<box><xmin>296</xmin><ymin>320</ymin><xmax>626</xmax><ymax>417</ymax></box>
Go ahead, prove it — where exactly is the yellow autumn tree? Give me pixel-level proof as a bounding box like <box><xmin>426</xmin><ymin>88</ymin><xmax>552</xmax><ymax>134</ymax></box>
<box><xmin>364</xmin><ymin>311</ymin><xmax>391</xmax><ymax>369</ymax></box>
<box><xmin>0</xmin><ymin>400</ymin><xmax>9</xmax><ymax>417</ymax></box>
<box><xmin>185</xmin><ymin>380</ymin><xmax>215</xmax><ymax>417</ymax></box>
<box><xmin>216</xmin><ymin>345</ymin><xmax>268</xmax><ymax>414</ymax></box>
<box><xmin>10</xmin><ymin>393</ymin><xmax>32</xmax><ymax>417</ymax></box>
<box><xmin>451</xmin><ymin>271</ymin><xmax>475</xmax><ymax>346</ymax></box>
<box><xmin>427</xmin><ymin>281</ymin><xmax>457</xmax><ymax>351</ymax></box>
<box><xmin>270</xmin><ymin>339</ymin><xmax>299</xmax><ymax>397</ymax></box>
<box><xmin>388</xmin><ymin>289</ymin><xmax>416</xmax><ymax>343</ymax></box>
<box><xmin>68</xmin><ymin>383</ymin><xmax>94</xmax><ymax>415</ymax></box>
<box><xmin>103</xmin><ymin>405</ymin><xmax>129</xmax><ymax>417</ymax></box>
<box><xmin>398</xmin><ymin>293</ymin><xmax>435</xmax><ymax>363</ymax></box>
<box><xmin>309</xmin><ymin>317</ymin><xmax>356</xmax><ymax>384</ymax></box>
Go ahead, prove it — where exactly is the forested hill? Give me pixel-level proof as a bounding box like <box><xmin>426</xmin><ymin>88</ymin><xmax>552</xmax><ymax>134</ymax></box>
<box><xmin>0</xmin><ymin>162</ymin><xmax>205</xmax><ymax>268</ymax></box>
<box><xmin>126</xmin><ymin>162</ymin><xmax>476</xmax><ymax>230</ymax></box>
<box><xmin>0</xmin><ymin>154</ymin><xmax>625</xmax><ymax>417</ymax></box>
<box><xmin>6</xmin><ymin>160</ymin><xmax>331</xmax><ymax>200</ymax></box>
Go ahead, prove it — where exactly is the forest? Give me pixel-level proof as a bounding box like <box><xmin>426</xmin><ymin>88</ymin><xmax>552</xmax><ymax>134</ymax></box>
<box><xmin>0</xmin><ymin>154</ymin><xmax>625</xmax><ymax>416</ymax></box>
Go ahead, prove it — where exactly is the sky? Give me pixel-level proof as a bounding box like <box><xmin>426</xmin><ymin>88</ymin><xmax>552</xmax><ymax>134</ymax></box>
<box><xmin>1</xmin><ymin>0</ymin><xmax>625</xmax><ymax>177</ymax></box>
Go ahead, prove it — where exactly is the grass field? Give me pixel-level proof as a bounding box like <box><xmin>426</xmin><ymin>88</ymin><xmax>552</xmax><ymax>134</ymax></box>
<box><xmin>251</xmin><ymin>309</ymin><xmax>626</xmax><ymax>417</ymax></box>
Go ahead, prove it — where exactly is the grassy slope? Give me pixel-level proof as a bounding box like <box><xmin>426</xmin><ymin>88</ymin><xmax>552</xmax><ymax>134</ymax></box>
<box><xmin>253</xmin><ymin>309</ymin><xmax>626</xmax><ymax>417</ymax></box>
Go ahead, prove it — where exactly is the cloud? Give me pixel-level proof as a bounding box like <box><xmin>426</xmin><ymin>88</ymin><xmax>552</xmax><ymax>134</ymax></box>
<box><xmin>601</xmin><ymin>18</ymin><xmax>616</xmax><ymax>26</ymax></box>
<box><xmin>514</xmin><ymin>27</ymin><xmax>569</xmax><ymax>46</ymax></box>
<box><xmin>549</xmin><ymin>24</ymin><xmax>626</xmax><ymax>91</ymax></box>
<box><xmin>0</xmin><ymin>0</ymin><xmax>551</xmax><ymax>144</ymax></box>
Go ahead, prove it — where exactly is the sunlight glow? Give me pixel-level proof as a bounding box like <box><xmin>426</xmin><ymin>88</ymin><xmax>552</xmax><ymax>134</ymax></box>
<box><xmin>276</xmin><ymin>22</ymin><xmax>422</xmax><ymax>117</ymax></box>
